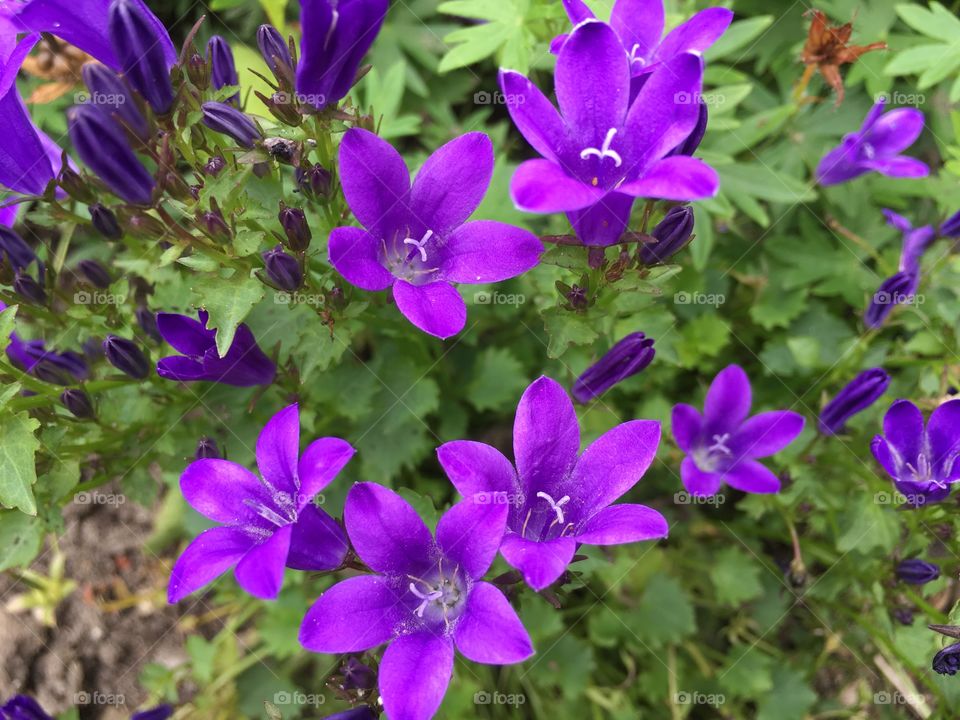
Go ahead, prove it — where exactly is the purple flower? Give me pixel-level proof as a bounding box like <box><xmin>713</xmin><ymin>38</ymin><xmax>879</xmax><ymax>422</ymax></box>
<box><xmin>169</xmin><ymin>404</ymin><xmax>353</xmax><ymax>602</ymax></box>
<box><xmin>207</xmin><ymin>35</ymin><xmax>239</xmax><ymax>102</ymax></box>
<box><xmin>933</xmin><ymin>643</ymin><xmax>960</xmax><ymax>675</ymax></box>
<box><xmin>0</xmin><ymin>226</ymin><xmax>39</xmax><ymax>273</ymax></box>
<box><xmin>940</xmin><ymin>209</ymin><xmax>960</xmax><ymax>237</ymax></box>
<box><xmin>201</xmin><ymin>102</ymin><xmax>262</xmax><ymax>149</ymax></box>
<box><xmin>323</xmin><ymin>710</ymin><xmax>375</xmax><ymax>720</ymax></box>
<box><xmin>0</xmin><ymin>695</ymin><xmax>52</xmax><ymax>720</ymax></box>
<box><xmin>818</xmin><ymin>368</ymin><xmax>890</xmax><ymax>435</ymax></box>
<box><xmin>871</xmin><ymin>399</ymin><xmax>960</xmax><ymax>506</ymax></box>
<box><xmin>817</xmin><ymin>100</ymin><xmax>928</xmax><ymax>186</ymax></box>
<box><xmin>262</xmin><ymin>245</ymin><xmax>303</xmax><ymax>291</ymax></box>
<box><xmin>864</xmin><ymin>271</ymin><xmax>918</xmax><ymax>329</ymax></box>
<box><xmin>108</xmin><ymin>0</ymin><xmax>177</xmax><ymax>113</ymax></box>
<box><xmin>437</xmin><ymin>376</ymin><xmax>667</xmax><ymax>590</ymax></box>
<box><xmin>296</xmin><ymin>0</ymin><xmax>388</xmax><ymax>109</ymax></box>
<box><xmin>3</xmin><ymin>314</ymin><xmax>88</xmax><ymax>385</ymax></box>
<box><xmin>641</xmin><ymin>205</ymin><xmax>694</xmax><ymax>264</ymax></box>
<box><xmin>103</xmin><ymin>334</ymin><xmax>150</xmax><ymax>378</ymax></box>
<box><xmin>572</xmin><ymin>332</ymin><xmax>655</xmax><ymax>403</ymax></box>
<box><xmin>671</xmin><ymin>365</ymin><xmax>805</xmax><ymax>496</ymax></box>
<box><xmin>156</xmin><ymin>310</ymin><xmax>276</xmax><ymax>387</ymax></box>
<box><xmin>130</xmin><ymin>707</ymin><xmax>173</xmax><ymax>720</ymax></box>
<box><xmin>895</xmin><ymin>558</ymin><xmax>940</xmax><ymax>585</ymax></box>
<box><xmin>328</xmin><ymin>129</ymin><xmax>543</xmax><ymax>338</ymax></box>
<box><xmin>501</xmin><ymin>21</ymin><xmax>718</xmax><ymax>247</ymax></box>
<box><xmin>300</xmin><ymin>483</ymin><xmax>533</xmax><ymax>720</ymax></box>
<box><xmin>81</xmin><ymin>62</ymin><xmax>149</xmax><ymax>140</ymax></box>
<box><xmin>60</xmin><ymin>388</ymin><xmax>95</xmax><ymax>419</ymax></box>
<box><xmin>882</xmin><ymin>209</ymin><xmax>936</xmax><ymax>275</ymax></box>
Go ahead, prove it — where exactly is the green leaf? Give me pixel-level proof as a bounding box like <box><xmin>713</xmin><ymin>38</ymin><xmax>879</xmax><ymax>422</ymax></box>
<box><xmin>438</xmin><ymin>0</ymin><xmax>530</xmax><ymax>73</ymax></box>
<box><xmin>756</xmin><ymin>667</ymin><xmax>817</xmax><ymax>720</ymax></box>
<box><xmin>542</xmin><ymin>308</ymin><xmax>600</xmax><ymax>359</ymax></box>
<box><xmin>633</xmin><ymin>575</ymin><xmax>696</xmax><ymax>646</ymax></box>
<box><xmin>705</xmin><ymin>16</ymin><xmax>774</xmax><ymax>61</ymax></box>
<box><xmin>0</xmin><ymin>412</ymin><xmax>41</xmax><ymax>515</ymax></box>
<box><xmin>191</xmin><ymin>273</ymin><xmax>265</xmax><ymax>357</ymax></box>
<box><xmin>0</xmin><ymin>303</ymin><xmax>17</xmax><ymax>354</ymax></box>
<box><xmin>837</xmin><ymin>499</ymin><xmax>899</xmax><ymax>554</ymax></box>
<box><xmin>466</xmin><ymin>347</ymin><xmax>527</xmax><ymax>411</ymax></box>
<box><xmin>0</xmin><ymin>510</ymin><xmax>44</xmax><ymax>571</ymax></box>
<box><xmin>674</xmin><ymin>315</ymin><xmax>730</xmax><ymax>367</ymax></box>
<box><xmin>690</xmin><ymin>205</ymin><xmax>714</xmax><ymax>270</ymax></box>
<box><xmin>709</xmin><ymin>547</ymin><xmax>765</xmax><ymax>605</ymax></box>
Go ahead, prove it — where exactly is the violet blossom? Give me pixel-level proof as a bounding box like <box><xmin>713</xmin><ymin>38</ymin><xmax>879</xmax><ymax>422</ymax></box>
<box><xmin>156</xmin><ymin>310</ymin><xmax>276</xmax><ymax>387</ymax></box>
<box><xmin>671</xmin><ymin>365</ymin><xmax>805</xmax><ymax>496</ymax></box>
<box><xmin>1</xmin><ymin>301</ymin><xmax>88</xmax><ymax>384</ymax></box>
<box><xmin>108</xmin><ymin>0</ymin><xmax>176</xmax><ymax>113</ymax></box>
<box><xmin>437</xmin><ymin>376</ymin><xmax>668</xmax><ymax>590</ymax></box>
<box><xmin>169</xmin><ymin>404</ymin><xmax>353</xmax><ymax>602</ymax></box>
<box><xmin>328</xmin><ymin>129</ymin><xmax>543</xmax><ymax>338</ymax></box>
<box><xmin>933</xmin><ymin>644</ymin><xmax>960</xmax><ymax>675</ymax></box>
<box><xmin>864</xmin><ymin>210</ymin><xmax>934</xmax><ymax>329</ymax></box>
<box><xmin>895</xmin><ymin>558</ymin><xmax>940</xmax><ymax>585</ymax></box>
<box><xmin>300</xmin><ymin>483</ymin><xmax>533</xmax><ymax>720</ymax></box>
<box><xmin>572</xmin><ymin>332</ymin><xmax>655</xmax><ymax>403</ymax></box>
<box><xmin>871</xmin><ymin>399</ymin><xmax>960</xmax><ymax>506</ymax></box>
<box><xmin>818</xmin><ymin>367</ymin><xmax>890</xmax><ymax>435</ymax></box>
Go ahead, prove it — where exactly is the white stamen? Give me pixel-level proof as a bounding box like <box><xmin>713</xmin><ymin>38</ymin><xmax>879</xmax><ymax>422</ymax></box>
<box><xmin>629</xmin><ymin>43</ymin><xmax>644</xmax><ymax>66</ymax></box>
<box><xmin>708</xmin><ymin>433</ymin><xmax>732</xmax><ymax>457</ymax></box>
<box><xmin>580</xmin><ymin>127</ymin><xmax>622</xmax><ymax>167</ymax></box>
<box><xmin>403</xmin><ymin>229</ymin><xmax>434</xmax><ymax>262</ymax></box>
<box><xmin>408</xmin><ymin>582</ymin><xmax>443</xmax><ymax>618</ymax></box>
<box><xmin>537</xmin><ymin>491</ymin><xmax>570</xmax><ymax>525</ymax></box>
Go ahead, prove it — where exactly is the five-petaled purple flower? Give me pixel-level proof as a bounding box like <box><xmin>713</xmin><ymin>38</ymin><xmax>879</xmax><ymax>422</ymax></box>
<box><xmin>672</xmin><ymin>365</ymin><xmax>805</xmax><ymax>496</ymax></box>
<box><xmin>437</xmin><ymin>376</ymin><xmax>668</xmax><ymax>591</ymax></box>
<box><xmin>501</xmin><ymin>20</ymin><xmax>719</xmax><ymax>247</ymax></box>
<box><xmin>817</xmin><ymin>100</ymin><xmax>928</xmax><ymax>186</ymax></box>
<box><xmin>156</xmin><ymin>310</ymin><xmax>276</xmax><ymax>387</ymax></box>
<box><xmin>328</xmin><ymin>128</ymin><xmax>543</xmax><ymax>338</ymax></box>
<box><xmin>871</xmin><ymin>399</ymin><xmax>960</xmax><ymax>506</ymax></box>
<box><xmin>300</xmin><ymin>483</ymin><xmax>534</xmax><ymax>720</ymax></box>
<box><xmin>169</xmin><ymin>404</ymin><xmax>354</xmax><ymax>602</ymax></box>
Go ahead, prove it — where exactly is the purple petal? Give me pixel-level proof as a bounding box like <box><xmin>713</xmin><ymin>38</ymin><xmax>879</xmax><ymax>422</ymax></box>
<box><xmin>882</xmin><ymin>208</ymin><xmax>913</xmax><ymax>233</ymax></box>
<box><xmin>610</xmin><ymin>0</ymin><xmax>664</xmax><ymax>64</ymax></box>
<box><xmin>871</xmin><ymin>435</ymin><xmax>899</xmax><ymax>479</ymax></box>
<box><xmin>510</xmin><ymin>158</ymin><xmax>605</xmax><ymax>213</ymax></box>
<box><xmin>860</xmin><ymin>157</ymin><xmax>929</xmax><ymax>179</ymax></box>
<box><xmin>439</xmin><ymin>220</ymin><xmax>543</xmax><ymax>283</ymax></box>
<box><xmin>500</xmin><ymin>533</ymin><xmax>576</xmax><ymax>591</ymax></box>
<box><xmin>704</xmin><ymin>365</ymin><xmax>752</xmax><ymax>429</ymax></box>
<box><xmin>618</xmin><ymin>156</ymin><xmax>719</xmax><ymax>200</ymax></box>
<box><xmin>680</xmin><ymin>456</ymin><xmax>722</xmax><ymax>496</ymax></box>
<box><xmin>299</xmin><ymin>575</ymin><xmax>405</xmax><ymax>653</ymax></box>
<box><xmin>499</xmin><ymin>70</ymin><xmax>567</xmax><ymax>163</ymax></box>
<box><xmin>180</xmin><ymin>459</ymin><xmax>273</xmax><ymax>525</ymax></box>
<box><xmin>574</xmin><ymin>504</ymin><xmax>668</xmax><ymax>545</ymax></box>
<box><xmin>167</xmin><ymin>526</ymin><xmax>254</xmax><ymax>603</ymax></box>
<box><xmin>199</xmin><ymin>324</ymin><xmax>276</xmax><ymax>387</ymax></box>
<box><xmin>339</xmin><ymin>128</ymin><xmax>410</xmax><ymax>236</ymax></box>
<box><xmin>156</xmin><ymin>356</ymin><xmax>208</xmax><ymax>382</ymax></box>
<box><xmin>723</xmin><ymin>460</ymin><xmax>781</xmax><ymax>494</ymax></box>
<box><xmin>256</xmin><ymin>403</ymin><xmax>300</xmax><ymax>496</ymax></box>
<box><xmin>653</xmin><ymin>7</ymin><xmax>734</xmax><ymax>61</ymax></box>
<box><xmin>436</xmin><ymin>498</ymin><xmax>507</xmax><ymax>580</ymax></box>
<box><xmin>0</xmin><ymin>92</ymin><xmax>56</xmax><ymax>196</ymax></box>
<box><xmin>287</xmin><ymin>504</ymin><xmax>348</xmax><ymax>570</ymax></box>
<box><xmin>328</xmin><ymin>226</ymin><xmax>395</xmax><ymax>291</ymax></box>
<box><xmin>671</xmin><ymin>403</ymin><xmax>703</xmax><ymax>453</ymax></box>
<box><xmin>562</xmin><ymin>0</ymin><xmax>594</xmax><ymax>23</ymax></box>
<box><xmin>883</xmin><ymin>399</ymin><xmax>924</xmax><ymax>464</ymax></box>
<box><xmin>513</xmin><ymin>376</ymin><xmax>580</xmax><ymax>498</ymax></box>
<box><xmin>454</xmin><ymin>581</ymin><xmax>534</xmax><ymax>663</ymax></box>
<box><xmin>817</xmin><ymin>140</ymin><xmax>862</xmax><ymax>186</ymax></box>
<box><xmin>567</xmin><ymin>193</ymin><xmax>635</xmax><ymax>247</ymax></box>
<box><xmin>410</xmin><ymin>132</ymin><xmax>492</xmax><ymax>235</ymax></box>
<box><xmin>436</xmin><ymin>440</ymin><xmax>518</xmax><ymax>502</ymax></box>
<box><xmin>928</xmin><ymin>400</ymin><xmax>960</xmax><ymax>479</ymax></box>
<box><xmin>297</xmin><ymin>437</ymin><xmax>355</xmax><ymax>510</ymax></box>
<box><xmin>156</xmin><ymin>312</ymin><xmax>214</xmax><ymax>356</ymax></box>
<box><xmin>344</xmin><ymin>482</ymin><xmax>434</xmax><ymax>575</ymax></box>
<box><xmin>392</xmin><ymin>280</ymin><xmax>466</xmax><ymax>339</ymax></box>
<box><xmin>234</xmin><ymin>523</ymin><xmax>292</xmax><ymax>599</ymax></box>
<box><xmin>862</xmin><ymin>108</ymin><xmax>925</xmax><ymax>155</ymax></box>
<box><xmin>731</xmin><ymin>411</ymin><xmax>805</xmax><ymax>459</ymax></box>
<box><xmin>379</xmin><ymin>632</ymin><xmax>454</xmax><ymax>720</ymax></box>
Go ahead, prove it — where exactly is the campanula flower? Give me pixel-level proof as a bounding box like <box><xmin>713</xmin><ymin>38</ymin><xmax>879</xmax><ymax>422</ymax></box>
<box><xmin>81</xmin><ymin>63</ymin><xmax>149</xmax><ymax>140</ymax></box>
<box><xmin>108</xmin><ymin>0</ymin><xmax>177</xmax><ymax>113</ymax></box>
<box><xmin>169</xmin><ymin>404</ymin><xmax>353</xmax><ymax>602</ymax></box>
<box><xmin>671</xmin><ymin>365</ymin><xmax>805</xmax><ymax>496</ymax></box>
<box><xmin>156</xmin><ymin>310</ymin><xmax>276</xmax><ymax>387</ymax></box>
<box><xmin>895</xmin><ymin>558</ymin><xmax>940</xmax><ymax>585</ymax></box>
<box><xmin>329</xmin><ymin>128</ymin><xmax>543</xmax><ymax>338</ymax></box>
<box><xmin>262</xmin><ymin>244</ymin><xmax>302</xmax><ymax>291</ymax></box>
<box><xmin>0</xmin><ymin>695</ymin><xmax>51</xmax><ymax>719</ymax></box>
<box><xmin>89</xmin><ymin>202</ymin><xmax>123</xmax><ymax>238</ymax></box>
<box><xmin>641</xmin><ymin>205</ymin><xmax>694</xmax><ymax>264</ymax></box>
<box><xmin>438</xmin><ymin>376</ymin><xmax>667</xmax><ymax>590</ymax></box>
<box><xmin>296</xmin><ymin>0</ymin><xmax>388</xmax><ymax>109</ymax></box>
<box><xmin>817</xmin><ymin>100</ymin><xmax>928</xmax><ymax>185</ymax></box>
<box><xmin>572</xmin><ymin>332</ymin><xmax>654</xmax><ymax>403</ymax></box>
<box><xmin>881</xmin><ymin>209</ymin><xmax>936</xmax><ymax>275</ymax></box>
<box><xmin>1</xmin><ymin>301</ymin><xmax>88</xmax><ymax>384</ymax></box>
<box><xmin>207</xmin><ymin>35</ymin><xmax>239</xmax><ymax>103</ymax></box>
<box><xmin>501</xmin><ymin>21</ymin><xmax>718</xmax><ymax>247</ymax></box>
<box><xmin>257</xmin><ymin>24</ymin><xmax>294</xmax><ymax>82</ymax></box>
<box><xmin>278</xmin><ymin>204</ymin><xmax>311</xmax><ymax>251</ymax></box>
<box><xmin>0</xmin><ymin>226</ymin><xmax>39</xmax><ymax>273</ymax></box>
<box><xmin>933</xmin><ymin>643</ymin><xmax>960</xmax><ymax>675</ymax></box>
<box><xmin>300</xmin><ymin>483</ymin><xmax>533</xmax><ymax>720</ymax></box>
<box><xmin>818</xmin><ymin>368</ymin><xmax>890</xmax><ymax>434</ymax></box>
<box><xmin>871</xmin><ymin>399</ymin><xmax>960</xmax><ymax>506</ymax></box>
<box><xmin>201</xmin><ymin>102</ymin><xmax>262</xmax><ymax>148</ymax></box>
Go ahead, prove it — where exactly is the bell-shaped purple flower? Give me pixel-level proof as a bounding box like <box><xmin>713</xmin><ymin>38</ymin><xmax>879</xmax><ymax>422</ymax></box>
<box><xmin>81</xmin><ymin>62</ymin><xmax>149</xmax><ymax>140</ymax></box>
<box><xmin>818</xmin><ymin>368</ymin><xmax>890</xmax><ymax>435</ymax></box>
<box><xmin>296</xmin><ymin>0</ymin><xmax>388</xmax><ymax>109</ymax></box>
<box><xmin>871</xmin><ymin>399</ymin><xmax>960</xmax><ymax>506</ymax></box>
<box><xmin>207</xmin><ymin>35</ymin><xmax>239</xmax><ymax>104</ymax></box>
<box><xmin>671</xmin><ymin>365</ymin><xmax>805</xmax><ymax>497</ymax></box>
<box><xmin>257</xmin><ymin>24</ymin><xmax>295</xmax><ymax>82</ymax></box>
<box><xmin>572</xmin><ymin>332</ymin><xmax>655</xmax><ymax>403</ymax></box>
<box><xmin>108</xmin><ymin>0</ymin><xmax>176</xmax><ymax>113</ymax></box>
<box><xmin>933</xmin><ymin>643</ymin><xmax>960</xmax><ymax>675</ymax></box>
<box><xmin>156</xmin><ymin>310</ymin><xmax>276</xmax><ymax>386</ymax></box>
<box><xmin>817</xmin><ymin>100</ymin><xmax>928</xmax><ymax>186</ymax></box>
<box><xmin>201</xmin><ymin>102</ymin><xmax>262</xmax><ymax>149</ymax></box>
<box><xmin>67</xmin><ymin>104</ymin><xmax>155</xmax><ymax>205</ymax></box>
<box><xmin>328</xmin><ymin>129</ymin><xmax>543</xmax><ymax>338</ymax></box>
<box><xmin>300</xmin><ymin>483</ymin><xmax>533</xmax><ymax>719</ymax></box>
<box><xmin>438</xmin><ymin>376</ymin><xmax>668</xmax><ymax>590</ymax></box>
<box><xmin>169</xmin><ymin>404</ymin><xmax>353</xmax><ymax>602</ymax></box>
<box><xmin>641</xmin><ymin>205</ymin><xmax>694</xmax><ymax>264</ymax></box>
<box><xmin>895</xmin><ymin>558</ymin><xmax>940</xmax><ymax>585</ymax></box>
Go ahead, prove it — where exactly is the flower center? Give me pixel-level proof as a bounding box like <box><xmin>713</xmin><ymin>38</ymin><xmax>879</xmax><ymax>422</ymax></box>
<box><xmin>406</xmin><ymin>558</ymin><xmax>466</xmax><ymax>630</ymax></box>
<box><xmin>403</xmin><ymin>228</ymin><xmax>433</xmax><ymax>263</ymax></box>
<box><xmin>628</xmin><ymin>43</ymin><xmax>646</xmax><ymax>68</ymax></box>
<box><xmin>519</xmin><ymin>491</ymin><xmax>576</xmax><ymax>542</ymax></box>
<box><xmin>580</xmin><ymin>127</ymin><xmax>623</xmax><ymax>169</ymax></box>
<box><xmin>692</xmin><ymin>433</ymin><xmax>734</xmax><ymax>473</ymax></box>
<box><xmin>382</xmin><ymin>228</ymin><xmax>440</xmax><ymax>284</ymax></box>
<box><xmin>242</xmin><ymin>493</ymin><xmax>297</xmax><ymax>527</ymax></box>
<box><xmin>905</xmin><ymin>453</ymin><xmax>946</xmax><ymax>489</ymax></box>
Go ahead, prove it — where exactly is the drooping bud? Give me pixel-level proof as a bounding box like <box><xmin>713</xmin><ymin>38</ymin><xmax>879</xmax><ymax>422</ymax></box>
<box><xmin>200</xmin><ymin>208</ymin><xmax>231</xmax><ymax>242</ymax></box>
<box><xmin>201</xmin><ymin>102</ymin><xmax>262</xmax><ymax>149</ymax></box>
<box><xmin>207</xmin><ymin>36</ymin><xmax>239</xmax><ymax>103</ymax></box>
<box><xmin>865</xmin><ymin>271</ymin><xmax>918</xmax><ymax>329</ymax></box>
<box><xmin>14</xmin><ymin>272</ymin><xmax>46</xmax><ymax>304</ymax></box>
<box><xmin>195</xmin><ymin>436</ymin><xmax>221</xmax><ymax>459</ymax></box>
<box><xmin>60</xmin><ymin>389</ymin><xmax>96</xmax><ymax>419</ymax></box>
<box><xmin>340</xmin><ymin>658</ymin><xmax>376</xmax><ymax>691</ymax></box>
<box><xmin>296</xmin><ymin>163</ymin><xmax>331</xmax><ymax>199</ymax></box>
<box><xmin>257</xmin><ymin>24</ymin><xmax>294</xmax><ymax>84</ymax></box>
<box><xmin>204</xmin><ymin>156</ymin><xmax>227</xmax><ymax>176</ymax></box>
<box><xmin>89</xmin><ymin>203</ymin><xmax>123</xmax><ymax>239</ymax></box>
<box><xmin>67</xmin><ymin>104</ymin><xmax>156</xmax><ymax>205</ymax></box>
<box><xmin>572</xmin><ymin>333</ymin><xmax>655</xmax><ymax>403</ymax></box>
<box><xmin>58</xmin><ymin>164</ymin><xmax>96</xmax><ymax>203</ymax></box>
<box><xmin>81</xmin><ymin>63</ymin><xmax>150</xmax><ymax>140</ymax></box>
<box><xmin>896</xmin><ymin>558</ymin><xmax>941</xmax><ymax>585</ymax></box>
<box><xmin>0</xmin><ymin>227</ymin><xmax>38</xmax><ymax>272</ymax></box>
<box><xmin>932</xmin><ymin>643</ymin><xmax>960</xmax><ymax>676</ymax></box>
<box><xmin>818</xmin><ymin>368</ymin><xmax>890</xmax><ymax>434</ymax></box>
<box><xmin>641</xmin><ymin>206</ymin><xmax>694</xmax><ymax>264</ymax></box>
<box><xmin>278</xmin><ymin>203</ymin><xmax>311</xmax><ymax>252</ymax></box>
<box><xmin>103</xmin><ymin>334</ymin><xmax>150</xmax><ymax>379</ymax></box>
<box><xmin>107</xmin><ymin>0</ymin><xmax>176</xmax><ymax>114</ymax></box>
<box><xmin>186</xmin><ymin>52</ymin><xmax>209</xmax><ymax>90</ymax></box>
<box><xmin>262</xmin><ymin>245</ymin><xmax>303</xmax><ymax>291</ymax></box>
<box><xmin>136</xmin><ymin>305</ymin><xmax>162</xmax><ymax>342</ymax></box>
<box><xmin>78</xmin><ymin>259</ymin><xmax>113</xmax><ymax>289</ymax></box>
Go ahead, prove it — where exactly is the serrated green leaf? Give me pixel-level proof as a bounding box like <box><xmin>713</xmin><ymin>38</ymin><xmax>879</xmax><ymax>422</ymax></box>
<box><xmin>0</xmin><ymin>510</ymin><xmax>43</xmax><ymax>571</ymax></box>
<box><xmin>191</xmin><ymin>274</ymin><xmax>266</xmax><ymax>357</ymax></box>
<box><xmin>542</xmin><ymin>308</ymin><xmax>600</xmax><ymax>358</ymax></box>
<box><xmin>0</xmin><ymin>412</ymin><xmax>41</xmax><ymax>515</ymax></box>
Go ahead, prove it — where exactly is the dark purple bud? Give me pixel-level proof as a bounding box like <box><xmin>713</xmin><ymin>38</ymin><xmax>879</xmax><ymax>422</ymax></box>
<box><xmin>557</xmin><ymin>281</ymin><xmax>589</xmax><ymax>311</ymax></box>
<box><xmin>67</xmin><ymin>104</ymin><xmax>155</xmax><ymax>205</ymax></box>
<box><xmin>257</xmin><ymin>24</ymin><xmax>294</xmax><ymax>82</ymax></box>
<box><xmin>572</xmin><ymin>332</ymin><xmax>655</xmax><ymax>403</ymax></box>
<box><xmin>341</xmin><ymin>658</ymin><xmax>376</xmax><ymax>691</ymax></box>
<box><xmin>136</xmin><ymin>305</ymin><xmax>162</xmax><ymax>342</ymax></box>
<box><xmin>940</xmin><ymin>209</ymin><xmax>960</xmax><ymax>238</ymax></box>
<box><xmin>641</xmin><ymin>206</ymin><xmax>695</xmax><ymax>264</ymax></box>
<box><xmin>278</xmin><ymin>204</ymin><xmax>311</xmax><ymax>252</ymax></box>
<box><xmin>128</xmin><ymin>212</ymin><xmax>167</xmax><ymax>239</ymax></box>
<box><xmin>262</xmin><ymin>244</ymin><xmax>302</xmax><ymax>291</ymax></box>
<box><xmin>892</xmin><ymin>607</ymin><xmax>914</xmax><ymax>626</ymax></box>
<box><xmin>204</xmin><ymin>156</ymin><xmax>227</xmax><ymax>176</ymax></box>
<box><xmin>80</xmin><ymin>63</ymin><xmax>149</xmax><ymax>140</ymax></box>
<box><xmin>896</xmin><ymin>558</ymin><xmax>940</xmax><ymax>585</ymax></box>
<box><xmin>0</xmin><ymin>695</ymin><xmax>53</xmax><ymax>720</ymax></box>
<box><xmin>90</xmin><ymin>203</ymin><xmax>123</xmax><ymax>239</ymax></box>
<box><xmin>108</xmin><ymin>0</ymin><xmax>175</xmax><ymax>114</ymax></box>
<box><xmin>60</xmin><ymin>389</ymin><xmax>96</xmax><ymax>419</ymax></box>
<box><xmin>77</xmin><ymin>259</ymin><xmax>113</xmax><ymax>289</ymax></box>
<box><xmin>130</xmin><ymin>705</ymin><xmax>173</xmax><ymax>720</ymax></box>
<box><xmin>296</xmin><ymin>163</ymin><xmax>331</xmax><ymax>199</ymax></box>
<box><xmin>818</xmin><ymin>368</ymin><xmax>890</xmax><ymax>434</ymax></box>
<box><xmin>103</xmin><ymin>334</ymin><xmax>150</xmax><ymax>379</ymax></box>
<box><xmin>865</xmin><ymin>271</ymin><xmax>918</xmax><ymax>329</ymax></box>
<box><xmin>186</xmin><ymin>52</ymin><xmax>209</xmax><ymax>90</ymax></box>
<box><xmin>14</xmin><ymin>272</ymin><xmax>46</xmax><ymax>304</ymax></box>
<box><xmin>933</xmin><ymin>643</ymin><xmax>960</xmax><ymax>675</ymax></box>
<box><xmin>670</xmin><ymin>100</ymin><xmax>708</xmax><ymax>157</ymax></box>
<box><xmin>328</xmin><ymin>285</ymin><xmax>346</xmax><ymax>311</ymax></box>
<box><xmin>195</xmin><ymin>436</ymin><xmax>221</xmax><ymax>459</ymax></box>
<box><xmin>201</xmin><ymin>102</ymin><xmax>262</xmax><ymax>149</ymax></box>
<box><xmin>207</xmin><ymin>36</ymin><xmax>239</xmax><ymax>96</ymax></box>
<box><xmin>58</xmin><ymin>165</ymin><xmax>96</xmax><ymax>203</ymax></box>
<box><xmin>0</xmin><ymin>226</ymin><xmax>37</xmax><ymax>272</ymax></box>
<box><xmin>201</xmin><ymin>209</ymin><xmax>231</xmax><ymax>241</ymax></box>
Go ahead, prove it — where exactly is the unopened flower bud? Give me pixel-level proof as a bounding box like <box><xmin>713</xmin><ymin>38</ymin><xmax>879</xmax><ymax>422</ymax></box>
<box><xmin>818</xmin><ymin>368</ymin><xmax>890</xmax><ymax>435</ymax></box>
<box><xmin>78</xmin><ymin>259</ymin><xmax>112</xmax><ymax>289</ymax></box>
<box><xmin>81</xmin><ymin>62</ymin><xmax>149</xmax><ymax>140</ymax></box>
<box><xmin>257</xmin><ymin>24</ymin><xmax>294</xmax><ymax>84</ymax></box>
<box><xmin>641</xmin><ymin>206</ymin><xmax>694</xmax><ymax>264</ymax></box>
<box><xmin>60</xmin><ymin>388</ymin><xmax>96</xmax><ymax>419</ymax></box>
<box><xmin>296</xmin><ymin>163</ymin><xmax>331</xmax><ymax>199</ymax></box>
<box><xmin>207</xmin><ymin>36</ymin><xmax>239</xmax><ymax>103</ymax></box>
<box><xmin>195</xmin><ymin>436</ymin><xmax>221</xmax><ymax>459</ymax></box>
<box><xmin>278</xmin><ymin>204</ymin><xmax>311</xmax><ymax>252</ymax></box>
<box><xmin>14</xmin><ymin>272</ymin><xmax>46</xmax><ymax>304</ymax></box>
<box><xmin>136</xmin><ymin>305</ymin><xmax>161</xmax><ymax>342</ymax></box>
<box><xmin>572</xmin><ymin>332</ymin><xmax>655</xmax><ymax>403</ymax></box>
<box><xmin>204</xmin><ymin>156</ymin><xmax>227</xmax><ymax>176</ymax></box>
<box><xmin>262</xmin><ymin>245</ymin><xmax>302</xmax><ymax>291</ymax></box>
<box><xmin>108</xmin><ymin>0</ymin><xmax>175</xmax><ymax>113</ymax></box>
<box><xmin>896</xmin><ymin>558</ymin><xmax>940</xmax><ymax>585</ymax></box>
<box><xmin>200</xmin><ymin>209</ymin><xmax>231</xmax><ymax>242</ymax></box>
<box><xmin>103</xmin><ymin>334</ymin><xmax>150</xmax><ymax>379</ymax></box>
<box><xmin>201</xmin><ymin>102</ymin><xmax>262</xmax><ymax>149</ymax></box>
<box><xmin>90</xmin><ymin>203</ymin><xmax>123</xmax><ymax>239</ymax></box>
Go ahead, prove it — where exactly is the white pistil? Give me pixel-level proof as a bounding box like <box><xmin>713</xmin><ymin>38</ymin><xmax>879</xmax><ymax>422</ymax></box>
<box><xmin>708</xmin><ymin>433</ymin><xmax>732</xmax><ymax>456</ymax></box>
<box><xmin>629</xmin><ymin>43</ymin><xmax>644</xmax><ymax>66</ymax></box>
<box><xmin>408</xmin><ymin>582</ymin><xmax>443</xmax><ymax>618</ymax></box>
<box><xmin>403</xmin><ymin>229</ymin><xmax>434</xmax><ymax>262</ymax></box>
<box><xmin>580</xmin><ymin>127</ymin><xmax>622</xmax><ymax>168</ymax></box>
<box><xmin>537</xmin><ymin>491</ymin><xmax>570</xmax><ymax>525</ymax></box>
